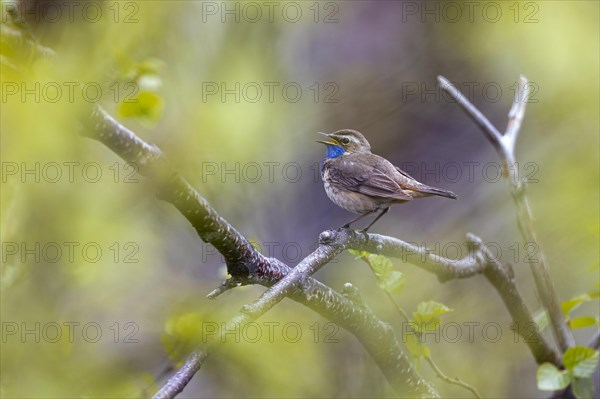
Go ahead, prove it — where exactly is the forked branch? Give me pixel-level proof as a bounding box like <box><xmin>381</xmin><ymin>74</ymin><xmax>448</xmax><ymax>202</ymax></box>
<box><xmin>438</xmin><ymin>75</ymin><xmax>575</xmax><ymax>352</ymax></box>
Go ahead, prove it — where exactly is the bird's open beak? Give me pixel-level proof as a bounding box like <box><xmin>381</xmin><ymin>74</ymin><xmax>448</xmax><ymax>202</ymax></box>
<box><xmin>316</xmin><ymin>132</ymin><xmax>339</xmax><ymax>146</ymax></box>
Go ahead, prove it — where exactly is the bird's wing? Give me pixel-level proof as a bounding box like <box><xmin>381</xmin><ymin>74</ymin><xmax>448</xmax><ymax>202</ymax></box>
<box><xmin>395</xmin><ymin>165</ymin><xmax>418</xmax><ymax>181</ymax></box>
<box><xmin>327</xmin><ymin>158</ymin><xmax>412</xmax><ymax>201</ymax></box>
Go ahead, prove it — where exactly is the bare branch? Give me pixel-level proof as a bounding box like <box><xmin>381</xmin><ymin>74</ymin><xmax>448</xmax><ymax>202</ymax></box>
<box><xmin>504</xmin><ymin>75</ymin><xmax>530</xmax><ymax>153</ymax></box>
<box><xmin>348</xmin><ymin>231</ymin><xmax>559</xmax><ymax>365</ymax></box>
<box><xmin>84</xmin><ymin>91</ymin><xmax>557</xmax><ymax>396</ymax></box>
<box><xmin>159</xmin><ymin>225</ymin><xmax>559</xmax><ymax>398</ymax></box>
<box><xmin>425</xmin><ymin>357</ymin><xmax>482</xmax><ymax>399</ymax></box>
<box><xmin>152</xmin><ymin>352</ymin><xmax>207</xmax><ymax>399</ymax></box>
<box><xmin>438</xmin><ymin>75</ymin><xmax>575</xmax><ymax>353</ymax></box>
<box><xmin>437</xmin><ymin>75</ymin><xmax>504</xmax><ymax>154</ymax></box>
<box><xmin>81</xmin><ymin>107</ymin><xmax>440</xmax><ymax>398</ymax></box>
<box><xmin>82</xmin><ymin>106</ymin><xmax>288</xmax><ymax>281</ymax></box>
<box><xmin>156</xmin><ymin>229</ymin><xmax>440</xmax><ymax>398</ymax></box>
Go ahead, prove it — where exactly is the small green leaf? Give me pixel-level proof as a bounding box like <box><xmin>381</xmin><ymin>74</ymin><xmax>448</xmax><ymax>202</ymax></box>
<box><xmin>572</xmin><ymin>377</ymin><xmax>596</xmax><ymax>399</ymax></box>
<box><xmin>570</xmin><ymin>316</ymin><xmax>599</xmax><ymax>329</ymax></box>
<box><xmin>118</xmin><ymin>91</ymin><xmax>164</xmax><ymax>123</ymax></box>
<box><xmin>561</xmin><ymin>294</ymin><xmax>591</xmax><ymax>316</ymax></box>
<box><xmin>415</xmin><ymin>301</ymin><xmax>453</xmax><ymax>318</ymax></box>
<box><xmin>412</xmin><ymin>301</ymin><xmax>453</xmax><ymax>331</ymax></box>
<box><xmin>379</xmin><ymin>270</ymin><xmax>406</xmax><ymax>293</ymax></box>
<box><xmin>348</xmin><ymin>249</ymin><xmax>370</xmax><ymax>258</ymax></box>
<box><xmin>357</xmin><ymin>253</ymin><xmax>405</xmax><ymax>294</ymax></box>
<box><xmin>536</xmin><ymin>363</ymin><xmax>571</xmax><ymax>391</ymax></box>
<box><xmin>367</xmin><ymin>254</ymin><xmax>393</xmax><ymax>276</ymax></box>
<box><xmin>563</xmin><ymin>346</ymin><xmax>599</xmax><ymax>378</ymax></box>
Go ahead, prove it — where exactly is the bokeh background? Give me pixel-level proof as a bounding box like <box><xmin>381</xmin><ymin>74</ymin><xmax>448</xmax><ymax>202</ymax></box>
<box><xmin>1</xmin><ymin>1</ymin><xmax>599</xmax><ymax>397</ymax></box>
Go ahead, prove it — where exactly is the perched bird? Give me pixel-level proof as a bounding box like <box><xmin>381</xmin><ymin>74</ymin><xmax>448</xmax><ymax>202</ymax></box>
<box><xmin>318</xmin><ymin>129</ymin><xmax>457</xmax><ymax>232</ymax></box>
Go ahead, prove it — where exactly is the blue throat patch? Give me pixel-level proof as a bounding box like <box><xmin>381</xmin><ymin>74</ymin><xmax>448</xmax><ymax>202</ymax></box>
<box><xmin>325</xmin><ymin>145</ymin><xmax>345</xmax><ymax>159</ymax></box>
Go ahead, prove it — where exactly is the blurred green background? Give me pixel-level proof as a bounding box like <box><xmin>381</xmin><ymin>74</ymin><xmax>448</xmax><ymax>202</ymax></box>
<box><xmin>1</xmin><ymin>1</ymin><xmax>598</xmax><ymax>397</ymax></box>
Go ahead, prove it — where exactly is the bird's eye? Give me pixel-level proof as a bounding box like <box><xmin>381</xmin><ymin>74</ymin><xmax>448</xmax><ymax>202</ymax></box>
<box><xmin>340</xmin><ymin>137</ymin><xmax>350</xmax><ymax>145</ymax></box>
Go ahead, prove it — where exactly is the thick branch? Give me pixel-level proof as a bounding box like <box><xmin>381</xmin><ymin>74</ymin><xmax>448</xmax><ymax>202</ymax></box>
<box><xmin>348</xmin><ymin>231</ymin><xmax>559</xmax><ymax>365</ymax></box>
<box><xmin>438</xmin><ymin>75</ymin><xmax>575</xmax><ymax>352</ymax></box>
<box><xmin>82</xmin><ymin>106</ymin><xmax>285</xmax><ymax>280</ymax></box>
<box><xmin>81</xmin><ymin>107</ymin><xmax>439</xmax><ymax>398</ymax></box>
<box><xmin>154</xmin><ymin>229</ymin><xmax>439</xmax><ymax>398</ymax></box>
<box><xmin>160</xmin><ymin>226</ymin><xmax>559</xmax><ymax>398</ymax></box>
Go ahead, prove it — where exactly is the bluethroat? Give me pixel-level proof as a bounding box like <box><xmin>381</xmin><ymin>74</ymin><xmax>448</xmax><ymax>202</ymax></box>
<box><xmin>318</xmin><ymin>129</ymin><xmax>457</xmax><ymax>232</ymax></box>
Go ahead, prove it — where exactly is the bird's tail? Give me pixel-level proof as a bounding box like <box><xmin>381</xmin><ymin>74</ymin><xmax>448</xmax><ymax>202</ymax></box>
<box><xmin>416</xmin><ymin>185</ymin><xmax>458</xmax><ymax>200</ymax></box>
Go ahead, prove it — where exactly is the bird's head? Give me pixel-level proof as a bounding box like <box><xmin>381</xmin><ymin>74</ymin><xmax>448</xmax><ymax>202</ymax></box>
<box><xmin>317</xmin><ymin>129</ymin><xmax>371</xmax><ymax>158</ymax></box>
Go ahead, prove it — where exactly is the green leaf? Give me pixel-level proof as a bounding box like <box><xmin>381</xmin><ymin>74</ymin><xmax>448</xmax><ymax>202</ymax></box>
<box><xmin>415</xmin><ymin>301</ymin><xmax>453</xmax><ymax>318</ymax></box>
<box><xmin>356</xmin><ymin>253</ymin><xmax>406</xmax><ymax>294</ymax></box>
<box><xmin>405</xmin><ymin>333</ymin><xmax>430</xmax><ymax>358</ymax></box>
<box><xmin>572</xmin><ymin>377</ymin><xmax>596</xmax><ymax>399</ymax></box>
<box><xmin>118</xmin><ymin>91</ymin><xmax>164</xmax><ymax>123</ymax></box>
<box><xmin>366</xmin><ymin>254</ymin><xmax>393</xmax><ymax>276</ymax></box>
<box><xmin>561</xmin><ymin>294</ymin><xmax>591</xmax><ymax>316</ymax></box>
<box><xmin>378</xmin><ymin>270</ymin><xmax>406</xmax><ymax>294</ymax></box>
<box><xmin>570</xmin><ymin>316</ymin><xmax>599</xmax><ymax>329</ymax></box>
<box><xmin>536</xmin><ymin>363</ymin><xmax>571</xmax><ymax>391</ymax></box>
<box><xmin>412</xmin><ymin>301</ymin><xmax>453</xmax><ymax>332</ymax></box>
<box><xmin>348</xmin><ymin>249</ymin><xmax>370</xmax><ymax>258</ymax></box>
<box><xmin>563</xmin><ymin>346</ymin><xmax>599</xmax><ymax>378</ymax></box>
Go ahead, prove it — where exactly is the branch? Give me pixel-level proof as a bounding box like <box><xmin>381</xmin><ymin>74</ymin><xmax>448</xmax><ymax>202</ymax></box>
<box><xmin>438</xmin><ymin>75</ymin><xmax>576</xmax><ymax>353</ymax></box>
<box><xmin>153</xmin><ymin>352</ymin><xmax>207</xmax><ymax>399</ymax></box>
<box><xmin>437</xmin><ymin>76</ymin><xmax>504</xmax><ymax>156</ymax></box>
<box><xmin>80</xmin><ymin>107</ymin><xmax>439</xmax><ymax>398</ymax></box>
<box><xmin>425</xmin><ymin>356</ymin><xmax>481</xmax><ymax>399</ymax></box>
<box><xmin>348</xmin><ymin>231</ymin><xmax>559</xmax><ymax>365</ymax></box>
<box><xmin>82</xmin><ymin>106</ymin><xmax>288</xmax><ymax>280</ymax></box>
<box><xmin>357</xmin><ymin>253</ymin><xmax>482</xmax><ymax>399</ymax></box>
<box><xmin>159</xmin><ymin>226</ymin><xmax>559</xmax><ymax>398</ymax></box>
<box><xmin>588</xmin><ymin>329</ymin><xmax>600</xmax><ymax>350</ymax></box>
<box><xmin>153</xmin><ymin>228</ymin><xmax>440</xmax><ymax>398</ymax></box>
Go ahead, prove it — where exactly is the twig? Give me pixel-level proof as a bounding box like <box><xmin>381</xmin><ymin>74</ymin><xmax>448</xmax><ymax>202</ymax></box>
<box><xmin>350</xmin><ymin>231</ymin><xmax>559</xmax><ymax>365</ymax></box>
<box><xmin>152</xmin><ymin>352</ymin><xmax>207</xmax><ymax>399</ymax></box>
<box><xmin>425</xmin><ymin>356</ymin><xmax>482</xmax><ymax>399</ymax></box>
<box><xmin>155</xmin><ymin>229</ymin><xmax>441</xmax><ymax>398</ymax></box>
<box><xmin>438</xmin><ymin>75</ymin><xmax>575</xmax><ymax>353</ymax></box>
<box><xmin>161</xmin><ymin>226</ymin><xmax>558</xmax><ymax>398</ymax></box>
<box><xmin>357</xmin><ymin>253</ymin><xmax>482</xmax><ymax>399</ymax></box>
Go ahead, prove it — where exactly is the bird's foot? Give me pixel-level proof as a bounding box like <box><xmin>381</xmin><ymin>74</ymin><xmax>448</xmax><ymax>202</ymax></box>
<box><xmin>338</xmin><ymin>223</ymin><xmax>351</xmax><ymax>231</ymax></box>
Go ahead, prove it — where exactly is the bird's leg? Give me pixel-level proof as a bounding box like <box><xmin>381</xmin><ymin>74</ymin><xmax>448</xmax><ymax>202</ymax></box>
<box><xmin>360</xmin><ymin>207</ymin><xmax>390</xmax><ymax>233</ymax></box>
<box><xmin>341</xmin><ymin>210</ymin><xmax>375</xmax><ymax>230</ymax></box>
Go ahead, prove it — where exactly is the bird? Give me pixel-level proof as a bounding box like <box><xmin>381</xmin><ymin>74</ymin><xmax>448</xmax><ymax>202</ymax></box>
<box><xmin>317</xmin><ymin>129</ymin><xmax>457</xmax><ymax>232</ymax></box>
